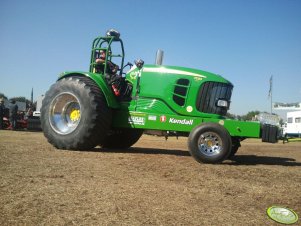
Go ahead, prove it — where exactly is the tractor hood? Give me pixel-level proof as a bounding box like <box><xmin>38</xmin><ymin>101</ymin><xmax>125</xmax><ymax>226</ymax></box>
<box><xmin>126</xmin><ymin>64</ymin><xmax>233</xmax><ymax>118</ymax></box>
<box><xmin>127</xmin><ymin>64</ymin><xmax>232</xmax><ymax>85</ymax></box>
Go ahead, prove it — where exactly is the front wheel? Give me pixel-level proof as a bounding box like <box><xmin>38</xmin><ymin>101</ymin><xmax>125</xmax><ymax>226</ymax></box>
<box><xmin>188</xmin><ymin>123</ymin><xmax>232</xmax><ymax>164</ymax></box>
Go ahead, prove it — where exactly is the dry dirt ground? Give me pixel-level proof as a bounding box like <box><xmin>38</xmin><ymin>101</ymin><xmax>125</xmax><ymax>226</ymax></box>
<box><xmin>0</xmin><ymin>130</ymin><xmax>300</xmax><ymax>225</ymax></box>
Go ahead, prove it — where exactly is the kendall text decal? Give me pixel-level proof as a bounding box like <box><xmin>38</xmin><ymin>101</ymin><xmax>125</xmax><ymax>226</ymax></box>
<box><xmin>169</xmin><ymin>118</ymin><xmax>193</xmax><ymax>125</ymax></box>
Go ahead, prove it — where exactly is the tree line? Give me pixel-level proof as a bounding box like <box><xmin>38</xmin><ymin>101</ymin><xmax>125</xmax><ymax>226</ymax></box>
<box><xmin>0</xmin><ymin>93</ymin><xmax>36</xmax><ymax>110</ymax></box>
<box><xmin>226</xmin><ymin>111</ymin><xmax>261</xmax><ymax>121</ymax></box>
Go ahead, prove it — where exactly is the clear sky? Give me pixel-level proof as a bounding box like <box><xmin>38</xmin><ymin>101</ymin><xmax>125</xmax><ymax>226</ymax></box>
<box><xmin>0</xmin><ymin>0</ymin><xmax>300</xmax><ymax>116</ymax></box>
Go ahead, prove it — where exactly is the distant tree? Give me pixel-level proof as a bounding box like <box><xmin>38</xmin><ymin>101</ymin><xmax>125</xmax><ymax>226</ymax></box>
<box><xmin>9</xmin><ymin>96</ymin><xmax>33</xmax><ymax>109</ymax></box>
<box><xmin>236</xmin><ymin>115</ymin><xmax>243</xmax><ymax>121</ymax></box>
<box><xmin>228</xmin><ymin>110</ymin><xmax>282</xmax><ymax>124</ymax></box>
<box><xmin>0</xmin><ymin>92</ymin><xmax>8</xmax><ymax>100</ymax></box>
<box><xmin>241</xmin><ymin>111</ymin><xmax>260</xmax><ymax>121</ymax></box>
<box><xmin>10</xmin><ymin>96</ymin><xmax>26</xmax><ymax>102</ymax></box>
<box><xmin>226</xmin><ymin>112</ymin><xmax>237</xmax><ymax>119</ymax></box>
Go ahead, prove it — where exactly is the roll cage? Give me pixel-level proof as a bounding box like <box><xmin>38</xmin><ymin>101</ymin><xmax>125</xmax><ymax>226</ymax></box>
<box><xmin>89</xmin><ymin>35</ymin><xmax>125</xmax><ymax>76</ymax></box>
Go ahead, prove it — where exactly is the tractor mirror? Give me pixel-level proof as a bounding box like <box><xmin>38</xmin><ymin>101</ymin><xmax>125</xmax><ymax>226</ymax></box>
<box><xmin>135</xmin><ymin>59</ymin><xmax>144</xmax><ymax>69</ymax></box>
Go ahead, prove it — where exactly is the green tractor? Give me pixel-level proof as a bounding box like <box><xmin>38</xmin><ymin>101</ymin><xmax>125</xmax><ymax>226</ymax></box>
<box><xmin>41</xmin><ymin>29</ymin><xmax>279</xmax><ymax>164</ymax></box>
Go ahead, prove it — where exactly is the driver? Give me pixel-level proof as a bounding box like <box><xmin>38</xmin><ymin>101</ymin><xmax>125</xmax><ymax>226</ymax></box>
<box><xmin>95</xmin><ymin>50</ymin><xmax>119</xmax><ymax>74</ymax></box>
<box><xmin>95</xmin><ymin>50</ymin><xmax>122</xmax><ymax>96</ymax></box>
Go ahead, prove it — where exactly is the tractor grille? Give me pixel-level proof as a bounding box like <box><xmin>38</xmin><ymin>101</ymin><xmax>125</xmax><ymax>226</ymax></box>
<box><xmin>196</xmin><ymin>82</ymin><xmax>233</xmax><ymax>116</ymax></box>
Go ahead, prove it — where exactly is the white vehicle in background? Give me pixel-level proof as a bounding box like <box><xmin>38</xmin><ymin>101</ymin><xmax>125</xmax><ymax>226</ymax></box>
<box><xmin>33</xmin><ymin>95</ymin><xmax>44</xmax><ymax>117</ymax></box>
<box><xmin>283</xmin><ymin>111</ymin><xmax>301</xmax><ymax>138</ymax></box>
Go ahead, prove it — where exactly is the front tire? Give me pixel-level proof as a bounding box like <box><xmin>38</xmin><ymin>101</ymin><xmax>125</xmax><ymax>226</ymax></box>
<box><xmin>188</xmin><ymin>123</ymin><xmax>232</xmax><ymax>164</ymax></box>
<box><xmin>41</xmin><ymin>76</ymin><xmax>111</xmax><ymax>150</ymax></box>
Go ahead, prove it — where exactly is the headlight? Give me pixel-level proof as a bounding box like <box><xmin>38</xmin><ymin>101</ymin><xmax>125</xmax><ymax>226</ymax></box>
<box><xmin>216</xmin><ymin>99</ymin><xmax>229</xmax><ymax>108</ymax></box>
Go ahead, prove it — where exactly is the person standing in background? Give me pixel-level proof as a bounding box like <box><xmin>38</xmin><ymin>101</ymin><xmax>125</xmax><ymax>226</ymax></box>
<box><xmin>0</xmin><ymin>98</ymin><xmax>4</xmax><ymax>129</ymax></box>
<box><xmin>9</xmin><ymin>100</ymin><xmax>18</xmax><ymax>130</ymax></box>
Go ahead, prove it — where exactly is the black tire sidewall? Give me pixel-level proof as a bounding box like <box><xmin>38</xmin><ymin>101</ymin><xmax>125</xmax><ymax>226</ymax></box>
<box><xmin>188</xmin><ymin>122</ymin><xmax>232</xmax><ymax>164</ymax></box>
<box><xmin>228</xmin><ymin>137</ymin><xmax>241</xmax><ymax>159</ymax></box>
<box><xmin>102</xmin><ymin>129</ymin><xmax>143</xmax><ymax>149</ymax></box>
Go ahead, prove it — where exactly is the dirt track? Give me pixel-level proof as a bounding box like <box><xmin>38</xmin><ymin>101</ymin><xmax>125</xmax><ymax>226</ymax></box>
<box><xmin>0</xmin><ymin>130</ymin><xmax>300</xmax><ymax>225</ymax></box>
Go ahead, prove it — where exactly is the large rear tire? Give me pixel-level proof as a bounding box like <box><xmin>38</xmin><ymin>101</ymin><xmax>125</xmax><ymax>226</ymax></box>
<box><xmin>41</xmin><ymin>76</ymin><xmax>111</xmax><ymax>150</ymax></box>
<box><xmin>188</xmin><ymin>123</ymin><xmax>232</xmax><ymax>164</ymax></box>
<box><xmin>101</xmin><ymin>128</ymin><xmax>143</xmax><ymax>149</ymax></box>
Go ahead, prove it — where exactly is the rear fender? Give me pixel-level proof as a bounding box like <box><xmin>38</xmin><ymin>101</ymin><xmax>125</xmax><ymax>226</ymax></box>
<box><xmin>58</xmin><ymin>72</ymin><xmax>119</xmax><ymax>108</ymax></box>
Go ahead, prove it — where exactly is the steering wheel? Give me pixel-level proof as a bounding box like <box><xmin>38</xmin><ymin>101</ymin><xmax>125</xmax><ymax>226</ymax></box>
<box><xmin>120</xmin><ymin>62</ymin><xmax>133</xmax><ymax>75</ymax></box>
